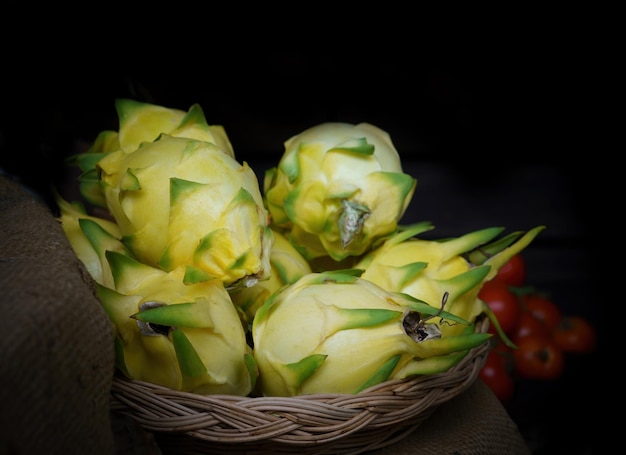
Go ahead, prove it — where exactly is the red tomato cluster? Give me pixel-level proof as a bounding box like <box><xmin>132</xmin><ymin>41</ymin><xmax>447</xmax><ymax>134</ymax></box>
<box><xmin>477</xmin><ymin>254</ymin><xmax>597</xmax><ymax>403</ymax></box>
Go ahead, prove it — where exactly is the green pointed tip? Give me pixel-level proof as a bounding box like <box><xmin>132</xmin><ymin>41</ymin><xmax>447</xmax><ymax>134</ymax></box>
<box><xmin>478</xmin><ymin>225</ymin><xmax>546</xmax><ymax>281</ymax></box>
<box><xmin>417</xmin><ymin>332</ymin><xmax>491</xmax><ymax>356</ymax></box>
<box><xmin>432</xmin><ymin>265</ymin><xmax>491</xmax><ymax>304</ymax></box>
<box><xmin>96</xmin><ymin>283</ymin><xmax>143</xmax><ymax>329</ymax></box>
<box><xmin>132</xmin><ymin>301</ymin><xmax>214</xmax><ymax>328</ymax></box>
<box><xmin>329</xmin><ymin>137</ymin><xmax>375</xmax><ymax>155</ymax></box>
<box><xmin>105</xmin><ymin>250</ymin><xmax>163</xmax><ymax>292</ymax></box>
<box><xmin>55</xmin><ymin>192</ymin><xmax>87</xmax><ymax>215</ymax></box>
<box><xmin>334</xmin><ymin>308</ymin><xmax>402</xmax><ymax>330</ymax></box>
<box><xmin>115</xmin><ymin>98</ymin><xmax>142</xmax><ymax>116</ymax></box>
<box><xmin>263</xmin><ymin>167</ymin><xmax>278</xmax><ymax>194</ymax></box>
<box><xmin>383</xmin><ymin>261</ymin><xmax>428</xmax><ymax>290</ymax></box>
<box><xmin>467</xmin><ymin>225</ymin><xmax>546</xmax><ymax>267</ymax></box>
<box><xmin>228</xmin><ymin>249</ymin><xmax>252</xmax><ymax>272</ymax></box>
<box><xmin>78</xmin><ymin>218</ymin><xmax>125</xmax><ymax>255</ymax></box>
<box><xmin>281</xmin><ymin>354</ymin><xmax>327</xmax><ymax>392</ymax></box>
<box><xmin>170</xmin><ymin>177</ymin><xmax>203</xmax><ymax>205</ymax></box>
<box><xmin>378</xmin><ymin>171</ymin><xmax>417</xmax><ymax>200</ymax></box>
<box><xmin>391</xmin><ymin>222</ymin><xmax>436</xmax><ymax>245</ymax></box>
<box><xmin>183</xmin><ymin>265</ymin><xmax>214</xmax><ymax>284</ymax></box>
<box><xmin>120</xmin><ymin>169</ymin><xmax>141</xmax><ymax>191</ymax></box>
<box><xmin>172</xmin><ymin>329</ymin><xmax>206</xmax><ymax>378</ymax></box>
<box><xmin>355</xmin><ymin>355</ymin><xmax>401</xmax><ymax>393</ymax></box>
<box><xmin>395</xmin><ymin>350</ymin><xmax>470</xmax><ymax>378</ymax></box>
<box><xmin>280</xmin><ymin>146</ymin><xmax>301</xmax><ymax>184</ymax></box>
<box><xmin>442</xmin><ymin>226</ymin><xmax>505</xmax><ymax>260</ymax></box>
<box><xmin>78</xmin><ymin>180</ymin><xmax>107</xmax><ymax>208</ymax></box>
<box><xmin>466</xmin><ymin>231</ymin><xmax>523</xmax><ymax>264</ymax></box>
<box><xmin>180</xmin><ymin>103</ymin><xmax>208</xmax><ymax>126</ymax></box>
<box><xmin>74</xmin><ymin>152</ymin><xmax>108</xmax><ymax>173</ymax></box>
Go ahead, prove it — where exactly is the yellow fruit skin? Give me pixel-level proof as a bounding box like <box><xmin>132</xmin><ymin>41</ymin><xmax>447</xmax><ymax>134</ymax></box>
<box><xmin>99</xmin><ymin>260</ymin><xmax>256</xmax><ymax>396</ymax></box>
<box><xmin>252</xmin><ymin>271</ymin><xmax>488</xmax><ymax>397</ymax></box>
<box><xmin>264</xmin><ymin>122</ymin><xmax>416</xmax><ymax>262</ymax></box>
<box><xmin>115</xmin><ymin>98</ymin><xmax>234</xmax><ymax>157</ymax></box>
<box><xmin>99</xmin><ymin>135</ymin><xmax>272</xmax><ymax>288</ymax></box>
<box><xmin>56</xmin><ymin>194</ymin><xmax>125</xmax><ymax>288</ymax></box>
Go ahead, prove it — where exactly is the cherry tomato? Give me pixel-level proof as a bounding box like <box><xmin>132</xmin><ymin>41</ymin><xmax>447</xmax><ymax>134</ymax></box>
<box><xmin>513</xmin><ymin>335</ymin><xmax>564</xmax><ymax>380</ymax></box>
<box><xmin>478</xmin><ymin>280</ymin><xmax>522</xmax><ymax>336</ymax></box>
<box><xmin>511</xmin><ymin>311</ymin><xmax>549</xmax><ymax>344</ymax></box>
<box><xmin>521</xmin><ymin>293</ymin><xmax>562</xmax><ymax>331</ymax></box>
<box><xmin>552</xmin><ymin>316</ymin><xmax>596</xmax><ymax>354</ymax></box>
<box><xmin>493</xmin><ymin>254</ymin><xmax>526</xmax><ymax>287</ymax></box>
<box><xmin>479</xmin><ymin>349</ymin><xmax>515</xmax><ymax>402</ymax></box>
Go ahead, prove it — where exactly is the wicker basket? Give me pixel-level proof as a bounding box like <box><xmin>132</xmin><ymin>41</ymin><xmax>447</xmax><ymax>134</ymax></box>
<box><xmin>110</xmin><ymin>316</ymin><xmax>490</xmax><ymax>454</ymax></box>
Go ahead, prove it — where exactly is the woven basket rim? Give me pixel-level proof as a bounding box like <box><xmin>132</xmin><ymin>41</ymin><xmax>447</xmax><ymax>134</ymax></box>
<box><xmin>110</xmin><ymin>316</ymin><xmax>490</xmax><ymax>453</ymax></box>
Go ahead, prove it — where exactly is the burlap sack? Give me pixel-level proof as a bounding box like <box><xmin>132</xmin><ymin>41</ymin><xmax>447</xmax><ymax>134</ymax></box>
<box><xmin>369</xmin><ymin>379</ymin><xmax>532</xmax><ymax>455</ymax></box>
<box><xmin>0</xmin><ymin>173</ymin><xmax>532</xmax><ymax>454</ymax></box>
<box><xmin>0</xmin><ymin>174</ymin><xmax>116</xmax><ymax>454</ymax></box>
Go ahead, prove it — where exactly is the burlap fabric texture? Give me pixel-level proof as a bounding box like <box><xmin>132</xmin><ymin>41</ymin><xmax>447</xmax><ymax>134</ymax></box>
<box><xmin>0</xmin><ymin>174</ymin><xmax>116</xmax><ymax>454</ymax></box>
<box><xmin>0</xmin><ymin>174</ymin><xmax>532</xmax><ymax>455</ymax></box>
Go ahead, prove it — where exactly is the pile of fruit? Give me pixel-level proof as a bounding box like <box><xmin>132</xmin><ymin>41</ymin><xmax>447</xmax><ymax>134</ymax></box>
<box><xmin>478</xmin><ymin>254</ymin><xmax>597</xmax><ymax>402</ymax></box>
<box><xmin>56</xmin><ymin>99</ymin><xmax>546</xmax><ymax>398</ymax></box>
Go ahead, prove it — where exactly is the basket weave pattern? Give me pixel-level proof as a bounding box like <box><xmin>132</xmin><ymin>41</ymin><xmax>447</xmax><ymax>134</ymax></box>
<box><xmin>110</xmin><ymin>317</ymin><xmax>490</xmax><ymax>454</ymax></box>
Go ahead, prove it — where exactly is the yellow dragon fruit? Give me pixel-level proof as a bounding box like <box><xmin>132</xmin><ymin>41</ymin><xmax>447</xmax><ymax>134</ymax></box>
<box><xmin>56</xmin><ymin>194</ymin><xmax>130</xmax><ymax>288</ymax></box>
<box><xmin>263</xmin><ymin>122</ymin><xmax>416</xmax><ymax>263</ymax></box>
<box><xmin>98</xmin><ymin>254</ymin><xmax>256</xmax><ymax>396</ymax></box>
<box><xmin>252</xmin><ymin>270</ymin><xmax>490</xmax><ymax>396</ymax></box>
<box><xmin>113</xmin><ymin>98</ymin><xmax>234</xmax><ymax>156</ymax></box>
<box><xmin>98</xmin><ymin>134</ymin><xmax>273</xmax><ymax>288</ymax></box>
<box><xmin>70</xmin><ymin>98</ymin><xmax>234</xmax><ymax>209</ymax></box>
<box><xmin>68</xmin><ymin>99</ymin><xmax>273</xmax><ymax>289</ymax></box>
<box><xmin>355</xmin><ymin>222</ymin><xmax>546</xmax><ymax>341</ymax></box>
<box><xmin>56</xmin><ymin>194</ymin><xmax>256</xmax><ymax>396</ymax></box>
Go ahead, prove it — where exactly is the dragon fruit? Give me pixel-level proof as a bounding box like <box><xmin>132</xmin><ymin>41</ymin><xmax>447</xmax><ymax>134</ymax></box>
<box><xmin>252</xmin><ymin>270</ymin><xmax>490</xmax><ymax>396</ymax></box>
<box><xmin>263</xmin><ymin>122</ymin><xmax>416</xmax><ymax>263</ymax></box>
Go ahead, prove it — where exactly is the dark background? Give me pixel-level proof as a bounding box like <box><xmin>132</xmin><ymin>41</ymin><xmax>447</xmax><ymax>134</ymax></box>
<box><xmin>1</xmin><ymin>37</ymin><xmax>609</xmax><ymax>453</ymax></box>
